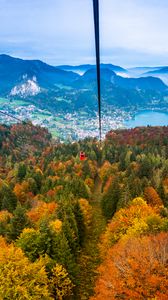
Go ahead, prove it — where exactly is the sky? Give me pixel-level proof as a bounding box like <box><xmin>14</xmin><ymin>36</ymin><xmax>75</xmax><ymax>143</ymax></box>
<box><xmin>0</xmin><ymin>0</ymin><xmax>168</xmax><ymax>67</ymax></box>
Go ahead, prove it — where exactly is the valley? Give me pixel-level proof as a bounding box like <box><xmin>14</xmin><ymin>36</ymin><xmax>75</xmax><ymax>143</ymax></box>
<box><xmin>0</xmin><ymin>55</ymin><xmax>168</xmax><ymax>140</ymax></box>
<box><xmin>1</xmin><ymin>1</ymin><xmax>168</xmax><ymax>299</ymax></box>
<box><xmin>1</xmin><ymin>96</ymin><xmax>168</xmax><ymax>141</ymax></box>
<box><xmin>0</xmin><ymin>97</ymin><xmax>129</xmax><ymax>140</ymax></box>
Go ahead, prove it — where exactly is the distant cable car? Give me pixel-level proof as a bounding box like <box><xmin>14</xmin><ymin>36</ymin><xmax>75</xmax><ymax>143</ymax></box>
<box><xmin>80</xmin><ymin>151</ymin><xmax>86</xmax><ymax>161</ymax></box>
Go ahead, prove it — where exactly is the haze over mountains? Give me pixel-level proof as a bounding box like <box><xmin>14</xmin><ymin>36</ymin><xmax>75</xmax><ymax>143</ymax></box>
<box><xmin>57</xmin><ymin>63</ymin><xmax>168</xmax><ymax>84</ymax></box>
<box><xmin>128</xmin><ymin>66</ymin><xmax>168</xmax><ymax>85</ymax></box>
<box><xmin>0</xmin><ymin>54</ymin><xmax>167</xmax><ymax>113</ymax></box>
<box><xmin>56</xmin><ymin>63</ymin><xmax>127</xmax><ymax>75</ymax></box>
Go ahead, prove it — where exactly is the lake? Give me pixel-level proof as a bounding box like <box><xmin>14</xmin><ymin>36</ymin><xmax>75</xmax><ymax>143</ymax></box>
<box><xmin>125</xmin><ymin>110</ymin><xmax>168</xmax><ymax>128</ymax></box>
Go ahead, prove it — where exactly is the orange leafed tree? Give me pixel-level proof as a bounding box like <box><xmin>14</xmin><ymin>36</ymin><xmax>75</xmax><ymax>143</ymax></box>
<box><xmin>85</xmin><ymin>178</ymin><xmax>94</xmax><ymax>192</ymax></box>
<box><xmin>14</xmin><ymin>181</ymin><xmax>30</xmax><ymax>204</ymax></box>
<box><xmin>100</xmin><ymin>197</ymin><xmax>157</xmax><ymax>255</ymax></box>
<box><xmin>99</xmin><ymin>161</ymin><xmax>111</xmax><ymax>181</ymax></box>
<box><xmin>0</xmin><ymin>210</ymin><xmax>12</xmax><ymax>223</ymax></box>
<box><xmin>27</xmin><ymin>200</ymin><xmax>57</xmax><ymax>225</ymax></box>
<box><xmin>162</xmin><ymin>178</ymin><xmax>168</xmax><ymax>199</ymax></box>
<box><xmin>103</xmin><ymin>176</ymin><xmax>114</xmax><ymax>194</ymax></box>
<box><xmin>144</xmin><ymin>186</ymin><xmax>163</xmax><ymax>207</ymax></box>
<box><xmin>91</xmin><ymin>233</ymin><xmax>168</xmax><ymax>300</ymax></box>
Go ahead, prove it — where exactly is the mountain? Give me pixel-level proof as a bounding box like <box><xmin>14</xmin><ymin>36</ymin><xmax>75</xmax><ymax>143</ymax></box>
<box><xmin>142</xmin><ymin>67</ymin><xmax>168</xmax><ymax>85</ymax></box>
<box><xmin>56</xmin><ymin>64</ymin><xmax>93</xmax><ymax>75</ymax></box>
<box><xmin>114</xmin><ymin>75</ymin><xmax>167</xmax><ymax>91</ymax></box>
<box><xmin>73</xmin><ymin>68</ymin><xmax>116</xmax><ymax>89</ymax></box>
<box><xmin>128</xmin><ymin>66</ymin><xmax>168</xmax><ymax>85</ymax></box>
<box><xmin>144</xmin><ymin>66</ymin><xmax>168</xmax><ymax>75</ymax></box>
<box><xmin>74</xmin><ymin>68</ymin><xmax>167</xmax><ymax>91</ymax></box>
<box><xmin>128</xmin><ymin>66</ymin><xmax>161</xmax><ymax>77</ymax></box>
<box><xmin>71</xmin><ymin>68</ymin><xmax>167</xmax><ymax>109</ymax></box>
<box><xmin>0</xmin><ymin>54</ymin><xmax>167</xmax><ymax>114</ymax></box>
<box><xmin>0</xmin><ymin>54</ymin><xmax>80</xmax><ymax>95</ymax></box>
<box><xmin>56</xmin><ymin>63</ymin><xmax>127</xmax><ymax>75</ymax></box>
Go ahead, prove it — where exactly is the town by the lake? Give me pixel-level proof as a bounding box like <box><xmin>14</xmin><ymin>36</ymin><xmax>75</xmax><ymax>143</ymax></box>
<box><xmin>0</xmin><ymin>97</ymin><xmax>168</xmax><ymax>141</ymax></box>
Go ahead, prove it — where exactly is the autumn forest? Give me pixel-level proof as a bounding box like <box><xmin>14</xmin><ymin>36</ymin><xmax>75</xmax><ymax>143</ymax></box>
<box><xmin>0</xmin><ymin>123</ymin><xmax>168</xmax><ymax>299</ymax></box>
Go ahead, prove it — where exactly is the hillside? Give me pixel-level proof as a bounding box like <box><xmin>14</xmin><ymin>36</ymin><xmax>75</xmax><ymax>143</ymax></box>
<box><xmin>0</xmin><ymin>55</ymin><xmax>168</xmax><ymax>142</ymax></box>
<box><xmin>0</xmin><ymin>123</ymin><xmax>168</xmax><ymax>299</ymax></box>
<box><xmin>143</xmin><ymin>67</ymin><xmax>168</xmax><ymax>85</ymax></box>
<box><xmin>56</xmin><ymin>63</ymin><xmax>127</xmax><ymax>75</ymax></box>
<box><xmin>0</xmin><ymin>54</ymin><xmax>167</xmax><ymax>115</ymax></box>
<box><xmin>0</xmin><ymin>54</ymin><xmax>79</xmax><ymax>95</ymax></box>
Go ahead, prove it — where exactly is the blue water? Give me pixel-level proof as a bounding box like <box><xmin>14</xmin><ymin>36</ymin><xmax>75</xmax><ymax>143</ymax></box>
<box><xmin>125</xmin><ymin>110</ymin><xmax>168</xmax><ymax>128</ymax></box>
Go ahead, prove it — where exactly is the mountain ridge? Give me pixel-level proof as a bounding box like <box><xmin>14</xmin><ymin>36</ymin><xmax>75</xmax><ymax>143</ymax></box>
<box><xmin>0</xmin><ymin>54</ymin><xmax>167</xmax><ymax>114</ymax></box>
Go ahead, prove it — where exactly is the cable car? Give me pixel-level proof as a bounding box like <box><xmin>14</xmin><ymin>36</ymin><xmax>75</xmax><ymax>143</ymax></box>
<box><xmin>80</xmin><ymin>151</ymin><xmax>86</xmax><ymax>161</ymax></box>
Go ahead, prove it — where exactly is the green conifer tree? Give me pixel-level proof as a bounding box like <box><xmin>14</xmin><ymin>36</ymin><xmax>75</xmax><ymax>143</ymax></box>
<box><xmin>0</xmin><ymin>185</ymin><xmax>17</xmax><ymax>213</ymax></box>
<box><xmin>8</xmin><ymin>205</ymin><xmax>31</xmax><ymax>240</ymax></box>
<box><xmin>101</xmin><ymin>177</ymin><xmax>121</xmax><ymax>219</ymax></box>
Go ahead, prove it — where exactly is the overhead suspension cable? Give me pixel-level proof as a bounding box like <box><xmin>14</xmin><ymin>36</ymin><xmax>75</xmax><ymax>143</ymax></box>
<box><xmin>0</xmin><ymin>110</ymin><xmax>24</xmax><ymax>123</ymax></box>
<box><xmin>0</xmin><ymin>110</ymin><xmax>33</xmax><ymax>129</ymax></box>
<box><xmin>93</xmin><ymin>0</ymin><xmax>102</xmax><ymax>143</ymax></box>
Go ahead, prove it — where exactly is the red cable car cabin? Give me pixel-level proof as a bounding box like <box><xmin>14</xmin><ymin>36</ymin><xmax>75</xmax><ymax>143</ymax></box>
<box><xmin>80</xmin><ymin>151</ymin><xmax>86</xmax><ymax>161</ymax></box>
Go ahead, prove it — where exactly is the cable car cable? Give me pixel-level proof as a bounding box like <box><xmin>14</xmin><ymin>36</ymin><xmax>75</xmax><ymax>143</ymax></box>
<box><xmin>93</xmin><ymin>0</ymin><xmax>102</xmax><ymax>143</ymax></box>
<box><xmin>0</xmin><ymin>110</ymin><xmax>34</xmax><ymax>129</ymax></box>
<box><xmin>0</xmin><ymin>110</ymin><xmax>24</xmax><ymax>123</ymax></box>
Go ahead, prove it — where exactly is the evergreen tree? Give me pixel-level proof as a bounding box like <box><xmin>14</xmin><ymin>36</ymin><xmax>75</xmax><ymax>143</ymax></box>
<box><xmin>158</xmin><ymin>182</ymin><xmax>166</xmax><ymax>204</ymax></box>
<box><xmin>62</xmin><ymin>218</ymin><xmax>79</xmax><ymax>255</ymax></box>
<box><xmin>117</xmin><ymin>183</ymin><xmax>131</xmax><ymax>209</ymax></box>
<box><xmin>138</xmin><ymin>156</ymin><xmax>153</xmax><ymax>179</ymax></box>
<box><xmin>0</xmin><ymin>185</ymin><xmax>17</xmax><ymax>213</ymax></box>
<box><xmin>119</xmin><ymin>150</ymin><xmax>127</xmax><ymax>171</ymax></box>
<box><xmin>51</xmin><ymin>230</ymin><xmax>78</xmax><ymax>282</ymax></box>
<box><xmin>32</xmin><ymin>171</ymin><xmax>43</xmax><ymax>192</ymax></box>
<box><xmin>55</xmin><ymin>201</ymin><xmax>80</xmax><ymax>253</ymax></box>
<box><xmin>8</xmin><ymin>205</ymin><xmax>31</xmax><ymax>240</ymax></box>
<box><xmin>17</xmin><ymin>163</ymin><xmax>27</xmax><ymax>181</ymax></box>
<box><xmin>73</xmin><ymin>201</ymin><xmax>86</xmax><ymax>246</ymax></box>
<box><xmin>66</xmin><ymin>177</ymin><xmax>89</xmax><ymax>199</ymax></box>
<box><xmin>17</xmin><ymin>228</ymin><xmax>46</xmax><ymax>262</ymax></box>
<box><xmin>127</xmin><ymin>175</ymin><xmax>144</xmax><ymax>198</ymax></box>
<box><xmin>82</xmin><ymin>161</ymin><xmax>90</xmax><ymax>178</ymax></box>
<box><xmin>89</xmin><ymin>150</ymin><xmax>97</xmax><ymax>161</ymax></box>
<box><xmin>101</xmin><ymin>177</ymin><xmax>121</xmax><ymax>219</ymax></box>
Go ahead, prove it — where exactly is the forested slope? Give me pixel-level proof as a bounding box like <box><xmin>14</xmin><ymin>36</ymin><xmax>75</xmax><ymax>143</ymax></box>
<box><xmin>0</xmin><ymin>123</ymin><xmax>168</xmax><ymax>299</ymax></box>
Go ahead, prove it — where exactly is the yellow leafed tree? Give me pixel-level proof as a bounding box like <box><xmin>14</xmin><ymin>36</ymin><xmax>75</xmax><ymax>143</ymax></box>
<box><xmin>100</xmin><ymin>197</ymin><xmax>166</xmax><ymax>256</ymax></box>
<box><xmin>49</xmin><ymin>264</ymin><xmax>74</xmax><ymax>300</ymax></box>
<box><xmin>0</xmin><ymin>237</ymin><xmax>52</xmax><ymax>300</ymax></box>
<box><xmin>79</xmin><ymin>198</ymin><xmax>92</xmax><ymax>228</ymax></box>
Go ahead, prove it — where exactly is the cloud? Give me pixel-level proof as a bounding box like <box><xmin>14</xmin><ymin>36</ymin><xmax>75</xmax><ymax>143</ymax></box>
<box><xmin>100</xmin><ymin>0</ymin><xmax>168</xmax><ymax>55</ymax></box>
<box><xmin>0</xmin><ymin>0</ymin><xmax>167</xmax><ymax>66</ymax></box>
